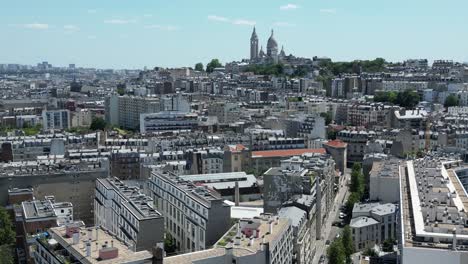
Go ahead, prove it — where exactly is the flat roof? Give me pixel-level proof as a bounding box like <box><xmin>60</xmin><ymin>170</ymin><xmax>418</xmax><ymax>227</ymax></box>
<box><xmin>48</xmin><ymin>225</ymin><xmax>153</xmax><ymax>263</ymax></box>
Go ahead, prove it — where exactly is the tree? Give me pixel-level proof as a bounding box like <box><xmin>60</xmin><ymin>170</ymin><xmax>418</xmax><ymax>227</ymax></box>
<box><xmin>245</xmin><ymin>63</ymin><xmax>284</xmax><ymax>76</ymax></box>
<box><xmin>0</xmin><ymin>245</ymin><xmax>13</xmax><ymax>264</ymax></box>
<box><xmin>206</xmin><ymin>59</ymin><xmax>223</xmax><ymax>73</ymax></box>
<box><xmin>320</xmin><ymin>112</ymin><xmax>333</xmax><ymax>125</ymax></box>
<box><xmin>0</xmin><ymin>207</ymin><xmax>14</xmax><ymax>264</ymax></box>
<box><xmin>342</xmin><ymin>226</ymin><xmax>354</xmax><ymax>262</ymax></box>
<box><xmin>0</xmin><ymin>207</ymin><xmax>14</xmax><ymax>245</ymax></box>
<box><xmin>350</xmin><ymin>163</ymin><xmax>364</xmax><ymax>197</ymax></box>
<box><xmin>327</xmin><ymin>130</ymin><xmax>337</xmax><ymax>140</ymax></box>
<box><xmin>90</xmin><ymin>117</ymin><xmax>107</xmax><ymax>131</ymax></box>
<box><xmin>382</xmin><ymin>238</ymin><xmax>395</xmax><ymax>252</ymax></box>
<box><xmin>116</xmin><ymin>82</ymin><xmax>126</xmax><ymax>95</ymax></box>
<box><xmin>164</xmin><ymin>233</ymin><xmax>176</xmax><ymax>254</ymax></box>
<box><xmin>444</xmin><ymin>94</ymin><xmax>459</xmax><ymax>108</ymax></box>
<box><xmin>194</xmin><ymin>62</ymin><xmax>204</xmax><ymax>72</ymax></box>
<box><xmin>396</xmin><ymin>89</ymin><xmax>420</xmax><ymax>108</ymax></box>
<box><xmin>363</xmin><ymin>247</ymin><xmax>378</xmax><ymax>257</ymax></box>
<box><xmin>345</xmin><ymin>192</ymin><xmax>361</xmax><ymax>216</ymax></box>
<box><xmin>327</xmin><ymin>238</ymin><xmax>346</xmax><ymax>264</ymax></box>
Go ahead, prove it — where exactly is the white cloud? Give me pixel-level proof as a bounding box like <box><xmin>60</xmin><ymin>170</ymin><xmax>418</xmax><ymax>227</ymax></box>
<box><xmin>23</xmin><ymin>23</ymin><xmax>49</xmax><ymax>30</ymax></box>
<box><xmin>87</xmin><ymin>9</ymin><xmax>97</xmax><ymax>14</ymax></box>
<box><xmin>143</xmin><ymin>14</ymin><xmax>153</xmax><ymax>18</ymax></box>
<box><xmin>280</xmin><ymin>4</ymin><xmax>299</xmax><ymax>10</ymax></box>
<box><xmin>64</xmin><ymin>25</ymin><xmax>80</xmax><ymax>31</ymax></box>
<box><xmin>320</xmin><ymin>8</ymin><xmax>337</xmax><ymax>14</ymax></box>
<box><xmin>87</xmin><ymin>35</ymin><xmax>97</xmax><ymax>39</ymax></box>
<box><xmin>104</xmin><ymin>19</ymin><xmax>137</xmax><ymax>24</ymax></box>
<box><xmin>145</xmin><ymin>24</ymin><xmax>178</xmax><ymax>31</ymax></box>
<box><xmin>232</xmin><ymin>19</ymin><xmax>256</xmax><ymax>26</ymax></box>
<box><xmin>207</xmin><ymin>15</ymin><xmax>230</xmax><ymax>22</ymax></box>
<box><xmin>207</xmin><ymin>15</ymin><xmax>255</xmax><ymax>26</ymax></box>
<box><xmin>274</xmin><ymin>22</ymin><xmax>295</xmax><ymax>27</ymax></box>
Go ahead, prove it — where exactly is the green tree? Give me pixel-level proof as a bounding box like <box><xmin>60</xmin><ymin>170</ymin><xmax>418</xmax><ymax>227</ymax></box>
<box><xmin>342</xmin><ymin>226</ymin><xmax>354</xmax><ymax>262</ymax></box>
<box><xmin>327</xmin><ymin>238</ymin><xmax>346</xmax><ymax>264</ymax></box>
<box><xmin>396</xmin><ymin>89</ymin><xmax>420</xmax><ymax>108</ymax></box>
<box><xmin>164</xmin><ymin>233</ymin><xmax>176</xmax><ymax>254</ymax></box>
<box><xmin>345</xmin><ymin>192</ymin><xmax>361</xmax><ymax>216</ymax></box>
<box><xmin>320</xmin><ymin>112</ymin><xmax>333</xmax><ymax>125</ymax></box>
<box><xmin>245</xmin><ymin>63</ymin><xmax>284</xmax><ymax>76</ymax></box>
<box><xmin>327</xmin><ymin>130</ymin><xmax>337</xmax><ymax>140</ymax></box>
<box><xmin>363</xmin><ymin>247</ymin><xmax>378</xmax><ymax>257</ymax></box>
<box><xmin>0</xmin><ymin>207</ymin><xmax>14</xmax><ymax>245</ymax></box>
<box><xmin>350</xmin><ymin>163</ymin><xmax>364</xmax><ymax>197</ymax></box>
<box><xmin>90</xmin><ymin>117</ymin><xmax>107</xmax><ymax>131</ymax></box>
<box><xmin>0</xmin><ymin>245</ymin><xmax>13</xmax><ymax>264</ymax></box>
<box><xmin>382</xmin><ymin>238</ymin><xmax>395</xmax><ymax>252</ymax></box>
<box><xmin>194</xmin><ymin>62</ymin><xmax>204</xmax><ymax>72</ymax></box>
<box><xmin>206</xmin><ymin>59</ymin><xmax>223</xmax><ymax>73</ymax></box>
<box><xmin>444</xmin><ymin>94</ymin><xmax>459</xmax><ymax>108</ymax></box>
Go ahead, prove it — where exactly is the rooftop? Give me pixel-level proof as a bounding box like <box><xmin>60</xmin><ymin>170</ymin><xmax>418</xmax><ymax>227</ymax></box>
<box><xmin>252</xmin><ymin>148</ymin><xmax>326</xmax><ymax>158</ymax></box>
<box><xmin>44</xmin><ymin>225</ymin><xmax>153</xmax><ymax>263</ymax></box>
<box><xmin>98</xmin><ymin>178</ymin><xmax>161</xmax><ymax>220</ymax></box>
<box><xmin>401</xmin><ymin>156</ymin><xmax>468</xmax><ymax>251</ymax></box>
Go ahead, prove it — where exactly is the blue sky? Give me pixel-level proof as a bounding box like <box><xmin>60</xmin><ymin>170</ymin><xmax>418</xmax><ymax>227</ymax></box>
<box><xmin>1</xmin><ymin>0</ymin><xmax>467</xmax><ymax>69</ymax></box>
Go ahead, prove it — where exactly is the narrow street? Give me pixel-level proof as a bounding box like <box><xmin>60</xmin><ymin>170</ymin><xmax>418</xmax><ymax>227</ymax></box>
<box><xmin>312</xmin><ymin>170</ymin><xmax>350</xmax><ymax>264</ymax></box>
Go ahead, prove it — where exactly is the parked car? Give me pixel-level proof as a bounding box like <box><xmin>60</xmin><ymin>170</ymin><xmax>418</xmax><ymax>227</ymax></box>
<box><xmin>325</xmin><ymin>240</ymin><xmax>331</xmax><ymax>245</ymax></box>
<box><xmin>319</xmin><ymin>255</ymin><xmax>326</xmax><ymax>263</ymax></box>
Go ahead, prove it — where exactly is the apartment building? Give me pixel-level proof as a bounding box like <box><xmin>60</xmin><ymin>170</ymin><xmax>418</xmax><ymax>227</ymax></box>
<box><xmin>164</xmin><ymin>214</ymin><xmax>293</xmax><ymax>264</ymax></box>
<box><xmin>278</xmin><ymin>206</ymin><xmax>313</xmax><ymax>264</ymax></box>
<box><xmin>140</xmin><ymin>111</ymin><xmax>198</xmax><ymax>134</ymax></box>
<box><xmin>94</xmin><ymin>177</ymin><xmax>164</xmax><ymax>251</ymax></box>
<box><xmin>147</xmin><ymin>171</ymin><xmax>231</xmax><ymax>253</ymax></box>
<box><xmin>33</xmin><ymin>223</ymin><xmax>154</xmax><ymax>264</ymax></box>
<box><xmin>400</xmin><ymin>157</ymin><xmax>468</xmax><ymax>263</ymax></box>
<box><xmin>337</xmin><ymin>129</ymin><xmax>374</xmax><ymax>163</ymax></box>
<box><xmin>187</xmin><ymin>148</ymin><xmax>224</xmax><ymax>174</ymax></box>
<box><xmin>42</xmin><ymin>109</ymin><xmax>70</xmax><ymax>130</ymax></box>
<box><xmin>105</xmin><ymin>95</ymin><xmax>160</xmax><ymax>130</ymax></box>
<box><xmin>350</xmin><ymin>203</ymin><xmax>397</xmax><ymax>251</ymax></box>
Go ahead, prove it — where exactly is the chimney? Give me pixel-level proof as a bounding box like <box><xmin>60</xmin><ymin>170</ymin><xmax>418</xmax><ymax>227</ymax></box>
<box><xmin>152</xmin><ymin>244</ymin><xmax>164</xmax><ymax>264</ymax></box>
<box><xmin>269</xmin><ymin>221</ymin><xmax>273</xmax><ymax>234</ymax></box>
<box><xmin>95</xmin><ymin>226</ymin><xmax>99</xmax><ymax>241</ymax></box>
<box><xmin>72</xmin><ymin>232</ymin><xmax>79</xmax><ymax>245</ymax></box>
<box><xmin>248</xmin><ymin>236</ymin><xmax>254</xmax><ymax>246</ymax></box>
<box><xmin>453</xmin><ymin>228</ymin><xmax>457</xmax><ymax>250</ymax></box>
<box><xmin>86</xmin><ymin>239</ymin><xmax>92</xmax><ymax>257</ymax></box>
<box><xmin>88</xmin><ymin>228</ymin><xmax>93</xmax><ymax>241</ymax></box>
<box><xmin>261</xmin><ymin>236</ymin><xmax>266</xmax><ymax>251</ymax></box>
<box><xmin>234</xmin><ymin>181</ymin><xmax>240</xmax><ymax>206</ymax></box>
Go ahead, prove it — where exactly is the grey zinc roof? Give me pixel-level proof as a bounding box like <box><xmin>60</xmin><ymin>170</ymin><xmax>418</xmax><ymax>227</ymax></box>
<box><xmin>350</xmin><ymin>216</ymin><xmax>379</xmax><ymax>228</ymax></box>
<box><xmin>278</xmin><ymin>206</ymin><xmax>306</xmax><ymax>228</ymax></box>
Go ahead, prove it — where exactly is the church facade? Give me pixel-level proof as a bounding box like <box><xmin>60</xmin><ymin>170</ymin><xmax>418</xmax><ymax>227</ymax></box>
<box><xmin>250</xmin><ymin>27</ymin><xmax>287</xmax><ymax>64</ymax></box>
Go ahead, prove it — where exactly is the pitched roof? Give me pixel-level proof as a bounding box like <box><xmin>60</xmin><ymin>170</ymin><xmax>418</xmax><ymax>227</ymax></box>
<box><xmin>324</xmin><ymin>139</ymin><xmax>347</xmax><ymax>148</ymax></box>
<box><xmin>252</xmin><ymin>148</ymin><xmax>326</xmax><ymax>158</ymax></box>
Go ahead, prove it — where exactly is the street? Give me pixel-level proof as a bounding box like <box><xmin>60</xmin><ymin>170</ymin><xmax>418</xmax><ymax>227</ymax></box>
<box><xmin>312</xmin><ymin>170</ymin><xmax>350</xmax><ymax>264</ymax></box>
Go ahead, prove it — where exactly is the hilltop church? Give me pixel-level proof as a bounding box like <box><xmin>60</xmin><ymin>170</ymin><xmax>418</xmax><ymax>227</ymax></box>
<box><xmin>250</xmin><ymin>27</ymin><xmax>288</xmax><ymax>64</ymax></box>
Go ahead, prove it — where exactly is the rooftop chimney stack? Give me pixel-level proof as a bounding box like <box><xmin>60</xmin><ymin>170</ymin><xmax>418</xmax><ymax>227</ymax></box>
<box><xmin>453</xmin><ymin>228</ymin><xmax>458</xmax><ymax>250</ymax></box>
<box><xmin>234</xmin><ymin>181</ymin><xmax>240</xmax><ymax>206</ymax></box>
<box><xmin>86</xmin><ymin>239</ymin><xmax>92</xmax><ymax>257</ymax></box>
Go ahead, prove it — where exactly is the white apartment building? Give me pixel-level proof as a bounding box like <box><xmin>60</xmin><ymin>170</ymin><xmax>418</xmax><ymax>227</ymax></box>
<box><xmin>147</xmin><ymin>171</ymin><xmax>231</xmax><ymax>253</ymax></box>
<box><xmin>105</xmin><ymin>95</ymin><xmax>160</xmax><ymax>130</ymax></box>
<box><xmin>94</xmin><ymin>177</ymin><xmax>164</xmax><ymax>251</ymax></box>
<box><xmin>350</xmin><ymin>203</ymin><xmax>397</xmax><ymax>251</ymax></box>
<box><xmin>42</xmin><ymin>109</ymin><xmax>70</xmax><ymax>130</ymax></box>
<box><xmin>400</xmin><ymin>157</ymin><xmax>468</xmax><ymax>264</ymax></box>
<box><xmin>164</xmin><ymin>214</ymin><xmax>294</xmax><ymax>264</ymax></box>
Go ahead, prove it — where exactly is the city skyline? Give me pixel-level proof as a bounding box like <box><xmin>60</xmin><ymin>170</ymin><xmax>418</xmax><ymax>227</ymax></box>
<box><xmin>1</xmin><ymin>0</ymin><xmax>468</xmax><ymax>69</ymax></box>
